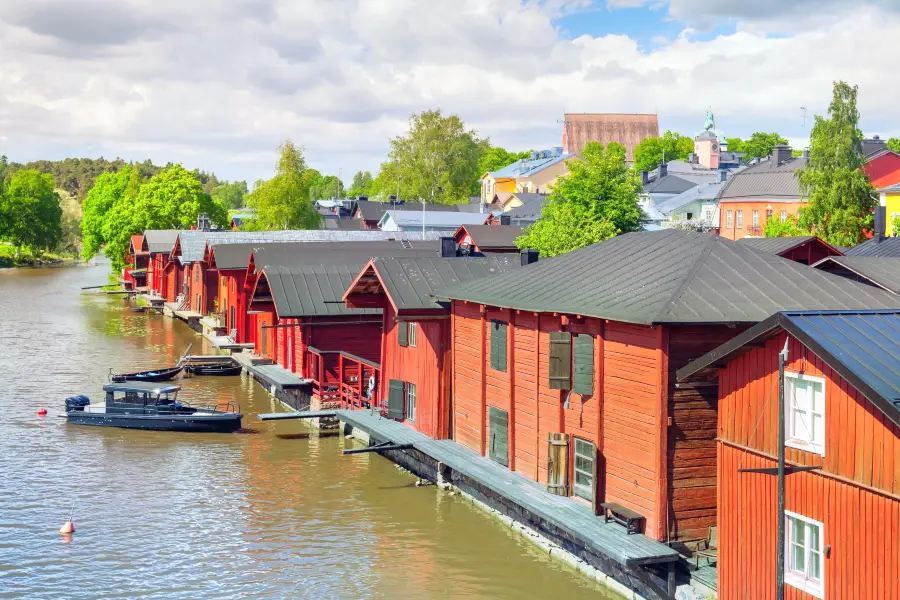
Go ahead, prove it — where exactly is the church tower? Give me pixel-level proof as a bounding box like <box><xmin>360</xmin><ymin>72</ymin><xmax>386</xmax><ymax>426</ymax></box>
<box><xmin>694</xmin><ymin>131</ymin><xmax>719</xmax><ymax>169</ymax></box>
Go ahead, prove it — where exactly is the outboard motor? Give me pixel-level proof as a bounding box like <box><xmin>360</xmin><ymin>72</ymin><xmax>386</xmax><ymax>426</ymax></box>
<box><xmin>65</xmin><ymin>395</ymin><xmax>90</xmax><ymax>412</ymax></box>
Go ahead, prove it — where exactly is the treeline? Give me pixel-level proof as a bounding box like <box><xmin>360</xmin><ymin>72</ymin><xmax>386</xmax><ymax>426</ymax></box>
<box><xmin>0</xmin><ymin>157</ymin><xmax>64</xmax><ymax>259</ymax></box>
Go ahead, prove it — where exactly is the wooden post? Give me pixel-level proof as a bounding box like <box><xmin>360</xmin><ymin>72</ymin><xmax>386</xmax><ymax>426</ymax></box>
<box><xmin>480</xmin><ymin>305</ymin><xmax>488</xmax><ymax>456</ymax></box>
<box><xmin>776</xmin><ymin>338</ymin><xmax>789</xmax><ymax>600</ymax></box>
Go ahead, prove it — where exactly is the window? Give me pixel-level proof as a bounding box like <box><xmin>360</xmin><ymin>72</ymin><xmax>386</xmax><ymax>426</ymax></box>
<box><xmin>704</xmin><ymin>209</ymin><xmax>713</xmax><ymax>222</ymax></box>
<box><xmin>407</xmin><ymin>322</ymin><xmax>417</xmax><ymax>347</ymax></box>
<box><xmin>572</xmin><ymin>334</ymin><xmax>594</xmax><ymax>395</ymax></box>
<box><xmin>573</xmin><ymin>438</ymin><xmax>595</xmax><ymax>502</ymax></box>
<box><xmin>785</xmin><ymin>372</ymin><xmax>826</xmax><ymax>456</ymax></box>
<box><xmin>780</xmin><ymin>210</ymin><xmax>787</xmax><ymax>223</ymax></box>
<box><xmin>686</xmin><ymin>212</ymin><xmax>693</xmax><ymax>220</ymax></box>
<box><xmin>405</xmin><ymin>382</ymin><xmax>417</xmax><ymax>422</ymax></box>
<box><xmin>752</xmin><ymin>210</ymin><xmax>759</xmax><ymax>227</ymax></box>
<box><xmin>726</xmin><ymin>210</ymin><xmax>733</xmax><ymax>228</ymax></box>
<box><xmin>767</xmin><ymin>208</ymin><xmax>773</xmax><ymax>221</ymax></box>
<box><xmin>737</xmin><ymin>210</ymin><xmax>743</xmax><ymax>228</ymax></box>
<box><xmin>785</xmin><ymin>511</ymin><xmax>824</xmax><ymax>598</ymax></box>
<box><xmin>490</xmin><ymin>321</ymin><xmax>507</xmax><ymax>372</ymax></box>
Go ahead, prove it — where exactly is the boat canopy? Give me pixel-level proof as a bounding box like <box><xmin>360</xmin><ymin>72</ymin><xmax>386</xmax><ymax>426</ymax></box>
<box><xmin>102</xmin><ymin>381</ymin><xmax>182</xmax><ymax>394</ymax></box>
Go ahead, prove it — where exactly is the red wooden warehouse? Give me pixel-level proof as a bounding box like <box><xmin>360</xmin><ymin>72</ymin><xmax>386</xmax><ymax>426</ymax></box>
<box><xmin>141</xmin><ymin>230</ymin><xmax>180</xmax><ymax>296</ymax></box>
<box><xmin>343</xmin><ymin>254</ymin><xmax>525</xmax><ymax>439</ymax></box>
<box><xmin>125</xmin><ymin>234</ymin><xmax>149</xmax><ymax>290</ymax></box>
<box><xmin>736</xmin><ymin>236</ymin><xmax>843</xmax><ymax>266</ymax></box>
<box><xmin>453</xmin><ymin>224</ymin><xmax>524</xmax><ymax>255</ymax></box>
<box><xmin>678</xmin><ymin>310</ymin><xmax>900</xmax><ymax>600</ymax></box>
<box><xmin>440</xmin><ymin>230</ymin><xmax>900</xmax><ymax>543</ymax></box>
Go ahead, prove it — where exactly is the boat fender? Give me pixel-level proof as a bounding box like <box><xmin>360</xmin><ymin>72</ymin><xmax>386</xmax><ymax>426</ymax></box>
<box><xmin>37</xmin><ymin>407</ymin><xmax>48</xmax><ymax>416</ymax></box>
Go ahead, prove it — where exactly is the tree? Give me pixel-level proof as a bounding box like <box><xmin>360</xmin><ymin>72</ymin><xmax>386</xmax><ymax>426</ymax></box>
<box><xmin>211</xmin><ymin>181</ymin><xmax>249</xmax><ymax>210</ymax></box>
<box><xmin>741</xmin><ymin>132</ymin><xmax>789</xmax><ymax>161</ymax></box>
<box><xmin>764</xmin><ymin>214</ymin><xmax>808</xmax><ymax>237</ymax></box>
<box><xmin>887</xmin><ymin>138</ymin><xmax>900</xmax><ymax>153</ymax></box>
<box><xmin>81</xmin><ymin>168</ymin><xmax>132</xmax><ymax>261</ymax></box>
<box><xmin>380</xmin><ymin>109</ymin><xmax>483</xmax><ymax>204</ymax></box>
<box><xmin>348</xmin><ymin>171</ymin><xmax>375</xmax><ymax>198</ymax></box>
<box><xmin>246</xmin><ymin>140</ymin><xmax>321</xmax><ymax>230</ymax></box>
<box><xmin>0</xmin><ymin>170</ymin><xmax>62</xmax><ymax>255</ymax></box>
<box><xmin>632</xmin><ymin>131</ymin><xmax>695</xmax><ymax>173</ymax></box>
<box><xmin>724</xmin><ymin>138</ymin><xmax>744</xmax><ymax>153</ymax></box>
<box><xmin>517</xmin><ymin>142</ymin><xmax>641</xmax><ymax>257</ymax></box>
<box><xmin>798</xmin><ymin>81</ymin><xmax>875</xmax><ymax>247</ymax></box>
<box><xmin>309</xmin><ymin>175</ymin><xmax>345</xmax><ymax>201</ymax></box>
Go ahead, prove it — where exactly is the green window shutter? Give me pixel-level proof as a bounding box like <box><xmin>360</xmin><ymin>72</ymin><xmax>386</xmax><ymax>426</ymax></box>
<box><xmin>489</xmin><ymin>407</ymin><xmax>509</xmax><ymax>467</ymax></box>
<box><xmin>387</xmin><ymin>380</ymin><xmax>405</xmax><ymax>419</ymax></box>
<box><xmin>548</xmin><ymin>331</ymin><xmax>572</xmax><ymax>390</ymax></box>
<box><xmin>490</xmin><ymin>321</ymin><xmax>507</xmax><ymax>372</ymax></box>
<box><xmin>397</xmin><ymin>320</ymin><xmax>408</xmax><ymax>347</ymax></box>
<box><xmin>573</xmin><ymin>334</ymin><xmax>594</xmax><ymax>396</ymax></box>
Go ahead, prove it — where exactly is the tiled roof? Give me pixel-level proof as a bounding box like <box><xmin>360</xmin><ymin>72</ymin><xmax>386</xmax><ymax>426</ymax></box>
<box><xmin>261</xmin><ymin>264</ymin><xmax>378</xmax><ymax>318</ymax></box>
<box><xmin>441</xmin><ymin>230</ymin><xmax>900</xmax><ymax>325</ymax></box>
<box><xmin>563</xmin><ymin>113</ymin><xmax>659</xmax><ymax>161</ymax></box>
<box><xmin>814</xmin><ymin>256</ymin><xmax>900</xmax><ymax>293</ymax></box>
<box><xmin>717</xmin><ymin>157</ymin><xmax>806</xmax><ymax>201</ymax></box>
<box><xmin>654</xmin><ymin>181</ymin><xmax>725</xmax><ymax>216</ymax></box>
<box><xmin>844</xmin><ymin>236</ymin><xmax>900</xmax><ymax>257</ymax></box>
<box><xmin>457</xmin><ymin>225</ymin><xmax>524</xmax><ymax>249</ymax></box>
<box><xmin>142</xmin><ymin>230</ymin><xmax>181</xmax><ymax>254</ymax></box>
<box><xmin>864</xmin><ymin>138</ymin><xmax>888</xmax><ymax>157</ymax></box>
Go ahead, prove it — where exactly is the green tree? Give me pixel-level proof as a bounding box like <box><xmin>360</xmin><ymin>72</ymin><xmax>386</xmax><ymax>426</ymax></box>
<box><xmin>309</xmin><ymin>175</ymin><xmax>345</xmax><ymax>201</ymax></box>
<box><xmin>80</xmin><ymin>168</ymin><xmax>132</xmax><ymax>261</ymax></box>
<box><xmin>741</xmin><ymin>132</ymin><xmax>789</xmax><ymax>161</ymax></box>
<box><xmin>0</xmin><ymin>170</ymin><xmax>63</xmax><ymax>255</ymax></box>
<box><xmin>798</xmin><ymin>81</ymin><xmax>876</xmax><ymax>247</ymax></box>
<box><xmin>724</xmin><ymin>138</ymin><xmax>744</xmax><ymax>153</ymax></box>
<box><xmin>380</xmin><ymin>109</ymin><xmax>483</xmax><ymax>204</ymax></box>
<box><xmin>246</xmin><ymin>140</ymin><xmax>321</xmax><ymax>230</ymax></box>
<box><xmin>632</xmin><ymin>131</ymin><xmax>695</xmax><ymax>173</ymax></box>
<box><xmin>211</xmin><ymin>181</ymin><xmax>249</xmax><ymax>210</ymax></box>
<box><xmin>517</xmin><ymin>142</ymin><xmax>641</xmax><ymax>257</ymax></box>
<box><xmin>764</xmin><ymin>214</ymin><xmax>808</xmax><ymax>237</ymax></box>
<box><xmin>348</xmin><ymin>171</ymin><xmax>375</xmax><ymax>197</ymax></box>
<box><xmin>887</xmin><ymin>138</ymin><xmax>900</xmax><ymax>153</ymax></box>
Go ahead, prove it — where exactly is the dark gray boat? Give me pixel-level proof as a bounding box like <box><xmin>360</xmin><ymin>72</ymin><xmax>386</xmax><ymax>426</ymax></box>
<box><xmin>64</xmin><ymin>381</ymin><xmax>242</xmax><ymax>433</ymax></box>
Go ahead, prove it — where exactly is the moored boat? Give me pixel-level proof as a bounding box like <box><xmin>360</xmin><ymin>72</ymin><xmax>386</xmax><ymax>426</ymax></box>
<box><xmin>184</xmin><ymin>363</ymin><xmax>242</xmax><ymax>376</ymax></box>
<box><xmin>65</xmin><ymin>381</ymin><xmax>242</xmax><ymax>433</ymax></box>
<box><xmin>109</xmin><ymin>366</ymin><xmax>183</xmax><ymax>383</ymax></box>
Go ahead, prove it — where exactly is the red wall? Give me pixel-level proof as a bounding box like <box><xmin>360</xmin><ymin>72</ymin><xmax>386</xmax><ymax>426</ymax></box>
<box><xmin>867</xmin><ymin>152</ymin><xmax>900</xmax><ymax>190</ymax></box>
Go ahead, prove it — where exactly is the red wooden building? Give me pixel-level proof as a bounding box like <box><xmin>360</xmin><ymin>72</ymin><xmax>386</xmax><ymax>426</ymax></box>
<box><xmin>343</xmin><ymin>254</ymin><xmax>526</xmax><ymax>439</ymax></box>
<box><xmin>168</xmin><ymin>230</ymin><xmax>215</xmax><ymax>311</ymax></box>
<box><xmin>736</xmin><ymin>236</ymin><xmax>843</xmax><ymax>266</ymax></box>
<box><xmin>813</xmin><ymin>256</ymin><xmax>900</xmax><ymax>295</ymax></box>
<box><xmin>865</xmin><ymin>148</ymin><xmax>900</xmax><ymax>190</ymax></box>
<box><xmin>440</xmin><ymin>230</ymin><xmax>900</xmax><ymax>543</ymax></box>
<box><xmin>124</xmin><ymin>234</ymin><xmax>150</xmax><ymax>290</ymax></box>
<box><xmin>140</xmin><ymin>230</ymin><xmax>180</xmax><ymax>296</ymax></box>
<box><xmin>453</xmin><ymin>224</ymin><xmax>524</xmax><ymax>255</ymax></box>
<box><xmin>677</xmin><ymin>310</ymin><xmax>900</xmax><ymax>600</ymax></box>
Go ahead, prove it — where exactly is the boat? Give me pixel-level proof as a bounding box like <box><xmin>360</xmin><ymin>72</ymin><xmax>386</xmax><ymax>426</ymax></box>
<box><xmin>64</xmin><ymin>381</ymin><xmax>242</xmax><ymax>433</ymax></box>
<box><xmin>185</xmin><ymin>363</ymin><xmax>242</xmax><ymax>376</ymax></box>
<box><xmin>109</xmin><ymin>365</ymin><xmax>183</xmax><ymax>383</ymax></box>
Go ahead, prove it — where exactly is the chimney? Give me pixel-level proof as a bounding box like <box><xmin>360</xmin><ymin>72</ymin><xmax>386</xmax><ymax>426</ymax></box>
<box><xmin>640</xmin><ymin>170</ymin><xmax>649</xmax><ymax>185</ymax></box>
<box><xmin>875</xmin><ymin>206</ymin><xmax>887</xmax><ymax>242</ymax></box>
<box><xmin>520</xmin><ymin>249</ymin><xmax>539</xmax><ymax>266</ymax></box>
<box><xmin>440</xmin><ymin>236</ymin><xmax>457</xmax><ymax>257</ymax></box>
<box><xmin>197</xmin><ymin>213</ymin><xmax>210</xmax><ymax>231</ymax></box>
<box><xmin>688</xmin><ymin>153</ymin><xmax>697</xmax><ymax>164</ymax></box>
<box><xmin>719</xmin><ymin>169</ymin><xmax>728</xmax><ymax>183</ymax></box>
<box><xmin>659</xmin><ymin>162</ymin><xmax>668</xmax><ymax>178</ymax></box>
<box><xmin>499</xmin><ymin>214</ymin><xmax>511</xmax><ymax>226</ymax></box>
<box><xmin>771</xmin><ymin>145</ymin><xmax>792</xmax><ymax>168</ymax></box>
<box><xmin>802</xmin><ymin>148</ymin><xmax>810</xmax><ymax>160</ymax></box>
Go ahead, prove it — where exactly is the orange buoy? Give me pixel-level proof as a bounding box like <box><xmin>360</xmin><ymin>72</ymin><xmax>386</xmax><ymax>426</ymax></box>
<box><xmin>59</xmin><ymin>520</ymin><xmax>75</xmax><ymax>534</ymax></box>
<box><xmin>37</xmin><ymin>407</ymin><xmax>48</xmax><ymax>416</ymax></box>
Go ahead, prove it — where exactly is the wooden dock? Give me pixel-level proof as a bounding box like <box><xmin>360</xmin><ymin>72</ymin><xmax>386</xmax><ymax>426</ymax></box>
<box><xmin>258</xmin><ymin>410</ymin><xmax>337</xmax><ymax>421</ymax></box>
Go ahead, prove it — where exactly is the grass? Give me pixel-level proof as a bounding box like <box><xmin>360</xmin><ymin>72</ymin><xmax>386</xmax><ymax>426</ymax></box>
<box><xmin>0</xmin><ymin>242</ymin><xmax>79</xmax><ymax>268</ymax></box>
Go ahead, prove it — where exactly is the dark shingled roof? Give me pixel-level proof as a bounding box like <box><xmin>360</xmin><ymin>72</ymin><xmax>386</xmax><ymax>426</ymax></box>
<box><xmin>355</xmin><ymin>200</ymin><xmax>460</xmax><ymax>222</ymax></box>
<box><xmin>562</xmin><ymin>113</ymin><xmax>659</xmax><ymax>161</ymax></box>
<box><xmin>441</xmin><ymin>230</ymin><xmax>900</xmax><ymax>325</ymax></box>
<box><xmin>642</xmin><ymin>175</ymin><xmax>699</xmax><ymax>195</ymax></box>
<box><xmin>142</xmin><ymin>230</ymin><xmax>181</xmax><ymax>254</ymax></box>
<box><xmin>458</xmin><ymin>225</ymin><xmax>524</xmax><ymax>249</ymax></box>
<box><xmin>813</xmin><ymin>256</ymin><xmax>900</xmax><ymax>294</ymax></box>
<box><xmin>844</xmin><ymin>236</ymin><xmax>900</xmax><ymax>257</ymax></box>
<box><xmin>717</xmin><ymin>157</ymin><xmax>806</xmax><ymax>201</ymax></box>
<box><xmin>506</xmin><ymin>195</ymin><xmax>550</xmax><ymax>223</ymax></box>
<box><xmin>735</xmin><ymin>236</ymin><xmax>842</xmax><ymax>256</ymax></box>
<box><xmin>676</xmin><ymin>310</ymin><xmax>900</xmax><ymax>427</ymax></box>
<box><xmin>261</xmin><ymin>264</ymin><xmax>378</xmax><ymax>317</ymax></box>
<box><xmin>251</xmin><ymin>241</ymin><xmax>441</xmax><ymax>272</ymax></box>
<box><xmin>362</xmin><ymin>255</ymin><xmax>522</xmax><ymax>311</ymax></box>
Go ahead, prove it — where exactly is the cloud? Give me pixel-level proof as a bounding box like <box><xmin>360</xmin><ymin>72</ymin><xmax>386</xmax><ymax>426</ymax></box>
<box><xmin>0</xmin><ymin>0</ymin><xmax>898</xmax><ymax>184</ymax></box>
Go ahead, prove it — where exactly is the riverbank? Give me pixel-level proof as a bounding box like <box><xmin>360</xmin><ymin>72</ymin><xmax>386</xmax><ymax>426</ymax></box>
<box><xmin>0</xmin><ymin>244</ymin><xmax>80</xmax><ymax>268</ymax></box>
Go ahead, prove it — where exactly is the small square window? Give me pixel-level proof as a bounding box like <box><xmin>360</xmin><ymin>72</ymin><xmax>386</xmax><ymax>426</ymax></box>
<box><xmin>785</xmin><ymin>372</ymin><xmax>826</xmax><ymax>456</ymax></box>
<box><xmin>785</xmin><ymin>511</ymin><xmax>824</xmax><ymax>598</ymax></box>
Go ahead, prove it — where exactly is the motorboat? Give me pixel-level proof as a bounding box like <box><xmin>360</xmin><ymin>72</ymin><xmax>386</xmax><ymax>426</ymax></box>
<box><xmin>64</xmin><ymin>381</ymin><xmax>242</xmax><ymax>433</ymax></box>
<box><xmin>184</xmin><ymin>363</ymin><xmax>242</xmax><ymax>376</ymax></box>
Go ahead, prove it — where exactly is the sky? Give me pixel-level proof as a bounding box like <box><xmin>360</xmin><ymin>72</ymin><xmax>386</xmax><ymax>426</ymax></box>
<box><xmin>0</xmin><ymin>0</ymin><xmax>898</xmax><ymax>185</ymax></box>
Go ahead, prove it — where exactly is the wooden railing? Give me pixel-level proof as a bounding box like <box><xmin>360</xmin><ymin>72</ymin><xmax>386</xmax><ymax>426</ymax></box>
<box><xmin>304</xmin><ymin>346</ymin><xmax>380</xmax><ymax>409</ymax></box>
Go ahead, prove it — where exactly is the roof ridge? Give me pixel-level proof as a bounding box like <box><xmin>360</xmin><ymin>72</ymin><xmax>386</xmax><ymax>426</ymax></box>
<box><xmin>652</xmin><ymin>233</ymin><xmax>719</xmax><ymax>323</ymax></box>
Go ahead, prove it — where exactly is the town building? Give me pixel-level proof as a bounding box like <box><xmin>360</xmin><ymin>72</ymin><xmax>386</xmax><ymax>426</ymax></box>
<box><xmin>813</xmin><ymin>256</ymin><xmax>900</xmax><ymax>294</ymax></box>
<box><xmin>124</xmin><ymin>234</ymin><xmax>149</xmax><ymax>291</ymax></box>
<box><xmin>676</xmin><ymin>309</ymin><xmax>900</xmax><ymax>600</ymax></box>
<box><xmin>647</xmin><ymin>179</ymin><xmax>726</xmax><ymax>229</ymax></box>
<box><xmin>352</xmin><ymin>200</ymin><xmax>460</xmax><ymax>230</ymax></box>
<box><xmin>736</xmin><ymin>236</ymin><xmax>843</xmax><ymax>265</ymax></box>
<box><xmin>504</xmin><ymin>194</ymin><xmax>550</xmax><ymax>227</ymax></box>
<box><xmin>561</xmin><ymin>113</ymin><xmax>659</xmax><ymax>162</ymax></box>
<box><xmin>378</xmin><ymin>210</ymin><xmax>488</xmax><ymax>233</ymax></box>
<box><xmin>140</xmin><ymin>230</ymin><xmax>180</xmax><ymax>296</ymax></box>
<box><xmin>453</xmin><ymin>225</ymin><xmax>524</xmax><ymax>255</ymax></box>
<box><xmin>480</xmin><ymin>148</ymin><xmax>575</xmax><ymax>205</ymax></box>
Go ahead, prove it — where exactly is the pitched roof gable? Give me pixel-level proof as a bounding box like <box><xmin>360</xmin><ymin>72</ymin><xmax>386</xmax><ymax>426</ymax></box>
<box><xmin>456</xmin><ymin>225</ymin><xmax>524</xmax><ymax>249</ymax></box>
<box><xmin>717</xmin><ymin>157</ymin><xmax>806</xmax><ymax>201</ymax></box>
<box><xmin>814</xmin><ymin>256</ymin><xmax>900</xmax><ymax>294</ymax></box>
<box><xmin>141</xmin><ymin>230</ymin><xmax>181</xmax><ymax>254</ymax></box>
<box><xmin>257</xmin><ymin>264</ymin><xmax>379</xmax><ymax>318</ymax></box>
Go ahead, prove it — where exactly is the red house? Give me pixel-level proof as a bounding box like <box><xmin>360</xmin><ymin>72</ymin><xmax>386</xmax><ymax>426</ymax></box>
<box><xmin>677</xmin><ymin>310</ymin><xmax>900</xmax><ymax>599</ymax></box>
<box><xmin>140</xmin><ymin>230</ymin><xmax>180</xmax><ymax>296</ymax></box>
<box><xmin>169</xmin><ymin>230</ymin><xmax>214</xmax><ymax>311</ymax></box>
<box><xmin>453</xmin><ymin>224</ymin><xmax>524</xmax><ymax>255</ymax></box>
<box><xmin>439</xmin><ymin>230</ymin><xmax>900</xmax><ymax>543</ymax></box>
<box><xmin>125</xmin><ymin>234</ymin><xmax>149</xmax><ymax>290</ymax></box>
<box><xmin>343</xmin><ymin>254</ymin><xmax>526</xmax><ymax>439</ymax></box>
<box><xmin>865</xmin><ymin>148</ymin><xmax>900</xmax><ymax>190</ymax></box>
<box><xmin>736</xmin><ymin>235</ymin><xmax>844</xmax><ymax>265</ymax></box>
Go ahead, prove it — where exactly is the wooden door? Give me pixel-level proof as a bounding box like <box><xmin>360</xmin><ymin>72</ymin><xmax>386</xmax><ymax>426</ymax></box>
<box><xmin>547</xmin><ymin>432</ymin><xmax>568</xmax><ymax>495</ymax></box>
<box><xmin>489</xmin><ymin>407</ymin><xmax>509</xmax><ymax>467</ymax></box>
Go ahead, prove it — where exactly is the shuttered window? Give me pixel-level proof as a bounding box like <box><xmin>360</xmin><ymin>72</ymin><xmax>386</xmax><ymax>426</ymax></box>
<box><xmin>572</xmin><ymin>334</ymin><xmax>594</xmax><ymax>396</ymax></box>
<box><xmin>388</xmin><ymin>379</ymin><xmax>405</xmax><ymax>420</ymax></box>
<box><xmin>489</xmin><ymin>407</ymin><xmax>509</xmax><ymax>467</ymax></box>
<box><xmin>573</xmin><ymin>438</ymin><xmax>595</xmax><ymax>502</ymax></box>
<box><xmin>408</xmin><ymin>322</ymin><xmax>417</xmax><ymax>347</ymax></box>
<box><xmin>548</xmin><ymin>331</ymin><xmax>572</xmax><ymax>390</ymax></box>
<box><xmin>397</xmin><ymin>320</ymin><xmax>409</xmax><ymax>347</ymax></box>
<box><xmin>489</xmin><ymin>321</ymin><xmax>507</xmax><ymax>372</ymax></box>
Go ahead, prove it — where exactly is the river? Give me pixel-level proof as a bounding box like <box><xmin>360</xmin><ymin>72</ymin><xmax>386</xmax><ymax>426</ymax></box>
<box><xmin>0</xmin><ymin>262</ymin><xmax>621</xmax><ymax>599</ymax></box>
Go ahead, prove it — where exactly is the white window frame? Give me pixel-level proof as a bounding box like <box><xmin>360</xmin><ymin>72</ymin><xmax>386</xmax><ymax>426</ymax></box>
<box><xmin>785</xmin><ymin>371</ymin><xmax>826</xmax><ymax>456</ymax></box>
<box><xmin>572</xmin><ymin>438</ymin><xmax>595</xmax><ymax>502</ymax></box>
<box><xmin>752</xmin><ymin>209</ymin><xmax>759</xmax><ymax>227</ymax></box>
<box><xmin>408</xmin><ymin>322</ymin><xmax>417</xmax><ymax>347</ymax></box>
<box><xmin>726</xmin><ymin>210</ymin><xmax>733</xmax><ymax>228</ymax></box>
<box><xmin>405</xmin><ymin>382</ymin><xmax>417</xmax><ymax>423</ymax></box>
<box><xmin>785</xmin><ymin>510</ymin><xmax>825</xmax><ymax>599</ymax></box>
<box><xmin>780</xmin><ymin>210</ymin><xmax>787</xmax><ymax>223</ymax></box>
<box><xmin>737</xmin><ymin>210</ymin><xmax>743</xmax><ymax>228</ymax></box>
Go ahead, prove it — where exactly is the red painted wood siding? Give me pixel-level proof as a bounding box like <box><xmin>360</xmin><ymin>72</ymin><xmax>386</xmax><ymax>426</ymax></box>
<box><xmin>512</xmin><ymin>312</ymin><xmax>539</xmax><ymax>479</ymax></box>
<box><xmin>452</xmin><ymin>302</ymin><xmax>485</xmax><ymax>452</ymax></box>
<box><xmin>867</xmin><ymin>151</ymin><xmax>900</xmax><ymax>189</ymax></box>
<box><xmin>254</xmin><ymin>309</ymin><xmax>275</xmax><ymax>360</ymax></box>
<box><xmin>382</xmin><ymin>305</ymin><xmax>448</xmax><ymax>439</ymax></box>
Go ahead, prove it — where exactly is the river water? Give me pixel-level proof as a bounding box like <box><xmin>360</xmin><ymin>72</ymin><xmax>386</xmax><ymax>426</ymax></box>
<box><xmin>0</xmin><ymin>262</ymin><xmax>620</xmax><ymax>599</ymax></box>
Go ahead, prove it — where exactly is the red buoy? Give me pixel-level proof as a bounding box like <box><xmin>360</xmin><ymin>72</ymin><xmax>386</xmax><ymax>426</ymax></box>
<box><xmin>59</xmin><ymin>520</ymin><xmax>75</xmax><ymax>534</ymax></box>
<box><xmin>37</xmin><ymin>407</ymin><xmax>48</xmax><ymax>416</ymax></box>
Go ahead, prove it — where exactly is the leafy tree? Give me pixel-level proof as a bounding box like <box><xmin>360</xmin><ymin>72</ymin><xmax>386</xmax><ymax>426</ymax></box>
<box><xmin>724</xmin><ymin>138</ymin><xmax>744</xmax><ymax>153</ymax></box>
<box><xmin>887</xmin><ymin>138</ymin><xmax>900</xmax><ymax>153</ymax></box>
<box><xmin>892</xmin><ymin>215</ymin><xmax>900</xmax><ymax>237</ymax></box>
<box><xmin>81</xmin><ymin>168</ymin><xmax>132</xmax><ymax>261</ymax></box>
<box><xmin>0</xmin><ymin>170</ymin><xmax>62</xmax><ymax>255</ymax></box>
<box><xmin>517</xmin><ymin>141</ymin><xmax>641</xmax><ymax>257</ymax></box>
<box><xmin>379</xmin><ymin>109</ymin><xmax>483</xmax><ymax>204</ymax></box>
<box><xmin>131</xmin><ymin>164</ymin><xmax>227</xmax><ymax>230</ymax></box>
<box><xmin>348</xmin><ymin>171</ymin><xmax>375</xmax><ymax>198</ymax></box>
<box><xmin>798</xmin><ymin>81</ymin><xmax>876</xmax><ymax>247</ymax></box>
<box><xmin>764</xmin><ymin>214</ymin><xmax>808</xmax><ymax>237</ymax></box>
<box><xmin>211</xmin><ymin>181</ymin><xmax>249</xmax><ymax>210</ymax></box>
<box><xmin>632</xmin><ymin>131</ymin><xmax>695</xmax><ymax>173</ymax></box>
<box><xmin>246</xmin><ymin>140</ymin><xmax>321</xmax><ymax>230</ymax></box>
<box><xmin>741</xmin><ymin>132</ymin><xmax>789</xmax><ymax>161</ymax></box>
<box><xmin>309</xmin><ymin>175</ymin><xmax>345</xmax><ymax>201</ymax></box>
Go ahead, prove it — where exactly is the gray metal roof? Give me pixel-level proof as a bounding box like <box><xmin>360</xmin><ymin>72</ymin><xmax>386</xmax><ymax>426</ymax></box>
<box><xmin>363</xmin><ymin>255</ymin><xmax>523</xmax><ymax>311</ymax></box>
<box><xmin>844</xmin><ymin>236</ymin><xmax>900</xmax><ymax>257</ymax></box>
<box><xmin>735</xmin><ymin>236</ymin><xmax>817</xmax><ymax>255</ymax></box>
<box><xmin>355</xmin><ymin>200</ymin><xmax>460</xmax><ymax>222</ymax></box>
<box><xmin>814</xmin><ymin>256</ymin><xmax>900</xmax><ymax>293</ymax></box>
<box><xmin>654</xmin><ymin>181</ymin><xmax>725</xmax><ymax>216</ymax></box>
<box><xmin>380</xmin><ymin>210</ymin><xmax>489</xmax><ymax>229</ymax></box>
<box><xmin>250</xmin><ymin>242</ymin><xmax>441</xmax><ymax>272</ymax></box>
<box><xmin>642</xmin><ymin>175</ymin><xmax>698</xmax><ymax>195</ymax></box>
<box><xmin>717</xmin><ymin>157</ymin><xmax>806</xmax><ymax>200</ymax></box>
<box><xmin>506</xmin><ymin>195</ymin><xmax>550</xmax><ymax>222</ymax></box>
<box><xmin>142</xmin><ymin>230</ymin><xmax>181</xmax><ymax>254</ymax></box>
<box><xmin>676</xmin><ymin>310</ymin><xmax>900</xmax><ymax>427</ymax></box>
<box><xmin>441</xmin><ymin>230</ymin><xmax>900</xmax><ymax>325</ymax></box>
<box><xmin>173</xmin><ymin>230</ymin><xmax>213</xmax><ymax>264</ymax></box>
<box><xmin>458</xmin><ymin>225</ymin><xmax>524</xmax><ymax>249</ymax></box>
<box><xmin>260</xmin><ymin>264</ymin><xmax>379</xmax><ymax>318</ymax></box>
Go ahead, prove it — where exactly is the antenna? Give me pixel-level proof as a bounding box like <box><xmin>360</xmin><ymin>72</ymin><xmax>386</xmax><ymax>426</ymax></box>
<box><xmin>800</xmin><ymin>106</ymin><xmax>807</xmax><ymax>130</ymax></box>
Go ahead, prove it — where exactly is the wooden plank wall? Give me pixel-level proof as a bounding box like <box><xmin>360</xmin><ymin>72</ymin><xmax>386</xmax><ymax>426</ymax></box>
<box><xmin>485</xmin><ymin>308</ymin><xmax>513</xmax><ymax>465</ymax></box>
<box><xmin>451</xmin><ymin>302</ymin><xmax>484</xmax><ymax>452</ymax></box>
<box><xmin>512</xmin><ymin>312</ymin><xmax>539</xmax><ymax>480</ymax></box>
<box><xmin>719</xmin><ymin>442</ymin><xmax>900</xmax><ymax>600</ymax></box>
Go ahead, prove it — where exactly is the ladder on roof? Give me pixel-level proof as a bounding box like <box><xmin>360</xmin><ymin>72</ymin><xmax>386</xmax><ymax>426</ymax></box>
<box><xmin>400</xmin><ymin>239</ymin><xmax>412</xmax><ymax>249</ymax></box>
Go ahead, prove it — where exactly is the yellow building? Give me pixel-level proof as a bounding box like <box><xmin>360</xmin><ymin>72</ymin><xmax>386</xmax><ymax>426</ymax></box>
<box><xmin>480</xmin><ymin>148</ymin><xmax>576</xmax><ymax>205</ymax></box>
<box><xmin>879</xmin><ymin>183</ymin><xmax>900</xmax><ymax>234</ymax></box>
